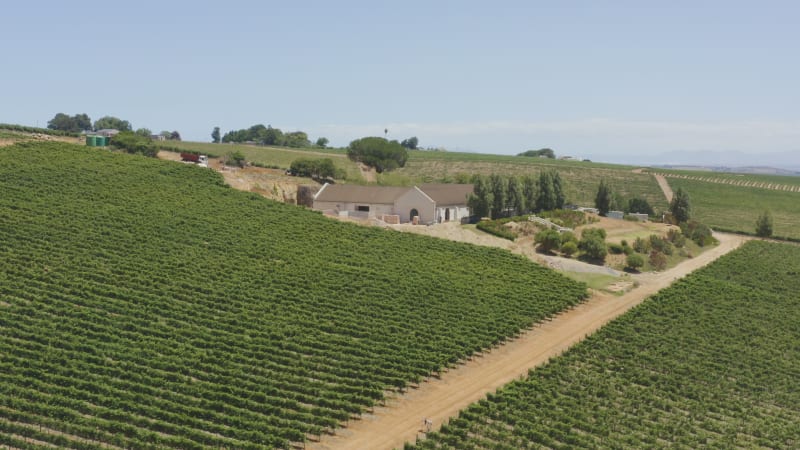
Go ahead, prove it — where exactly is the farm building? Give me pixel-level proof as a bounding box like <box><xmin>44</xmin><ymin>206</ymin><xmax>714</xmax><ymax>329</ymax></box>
<box><xmin>312</xmin><ymin>183</ymin><xmax>473</xmax><ymax>224</ymax></box>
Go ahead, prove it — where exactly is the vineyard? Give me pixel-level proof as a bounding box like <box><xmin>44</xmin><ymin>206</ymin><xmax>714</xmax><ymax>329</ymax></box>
<box><xmin>0</xmin><ymin>142</ymin><xmax>587</xmax><ymax>449</ymax></box>
<box><xmin>410</xmin><ymin>240</ymin><xmax>800</xmax><ymax>448</ymax></box>
<box><xmin>667</xmin><ymin>177</ymin><xmax>800</xmax><ymax>240</ymax></box>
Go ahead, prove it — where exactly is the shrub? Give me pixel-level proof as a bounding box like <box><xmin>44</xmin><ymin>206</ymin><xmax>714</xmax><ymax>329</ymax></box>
<box><xmin>649</xmin><ymin>251</ymin><xmax>668</xmax><ymax>271</ymax></box>
<box><xmin>579</xmin><ymin>228</ymin><xmax>607</xmax><ymax>261</ymax></box>
<box><xmin>561</xmin><ymin>241</ymin><xmax>578</xmax><ymax>257</ymax></box>
<box><xmin>649</xmin><ymin>235</ymin><xmax>674</xmax><ymax>256</ymax></box>
<box><xmin>109</xmin><ymin>131</ymin><xmax>157</xmax><ymax>157</ymax></box>
<box><xmin>535</xmin><ymin>229</ymin><xmax>562</xmax><ymax>254</ymax></box>
<box><xmin>560</xmin><ymin>231</ymin><xmax>578</xmax><ymax>246</ymax></box>
<box><xmin>626</xmin><ymin>253</ymin><xmax>645</xmax><ymax>271</ymax></box>
<box><xmin>633</xmin><ymin>237</ymin><xmax>651</xmax><ymax>254</ymax></box>
<box><xmin>608</xmin><ymin>243</ymin><xmax>625</xmax><ymax>254</ymax></box>
<box><xmin>682</xmin><ymin>221</ymin><xmax>713</xmax><ymax>246</ymax></box>
<box><xmin>666</xmin><ymin>228</ymin><xmax>686</xmax><ymax>248</ymax></box>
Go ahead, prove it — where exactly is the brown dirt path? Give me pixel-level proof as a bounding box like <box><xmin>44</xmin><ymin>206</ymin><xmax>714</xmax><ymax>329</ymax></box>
<box><xmin>653</xmin><ymin>173</ymin><xmax>674</xmax><ymax>203</ymax></box>
<box><xmin>311</xmin><ymin>232</ymin><xmax>748</xmax><ymax>450</ymax></box>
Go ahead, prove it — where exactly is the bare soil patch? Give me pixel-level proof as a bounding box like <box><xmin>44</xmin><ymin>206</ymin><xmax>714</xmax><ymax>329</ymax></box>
<box><xmin>157</xmin><ymin>151</ymin><xmax>313</xmax><ymax>204</ymax></box>
<box><xmin>311</xmin><ymin>232</ymin><xmax>748</xmax><ymax>450</ymax></box>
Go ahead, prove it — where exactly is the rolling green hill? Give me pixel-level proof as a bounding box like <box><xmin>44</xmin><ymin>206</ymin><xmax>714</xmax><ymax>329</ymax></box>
<box><xmin>0</xmin><ymin>142</ymin><xmax>587</xmax><ymax>449</ymax></box>
<box><xmin>411</xmin><ymin>241</ymin><xmax>800</xmax><ymax>448</ymax></box>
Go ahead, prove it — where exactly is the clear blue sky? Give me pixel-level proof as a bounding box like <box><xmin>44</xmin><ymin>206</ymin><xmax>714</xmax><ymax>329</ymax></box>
<box><xmin>3</xmin><ymin>1</ymin><xmax>799</xmax><ymax>166</ymax></box>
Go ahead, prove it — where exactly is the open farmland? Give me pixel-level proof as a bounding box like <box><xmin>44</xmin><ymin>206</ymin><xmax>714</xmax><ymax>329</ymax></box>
<box><xmin>410</xmin><ymin>240</ymin><xmax>800</xmax><ymax>449</ymax></box>
<box><xmin>0</xmin><ymin>142</ymin><xmax>587</xmax><ymax>449</ymax></box>
<box><xmin>667</xmin><ymin>177</ymin><xmax>800</xmax><ymax>239</ymax></box>
<box><xmin>383</xmin><ymin>152</ymin><xmax>667</xmax><ymax>210</ymax></box>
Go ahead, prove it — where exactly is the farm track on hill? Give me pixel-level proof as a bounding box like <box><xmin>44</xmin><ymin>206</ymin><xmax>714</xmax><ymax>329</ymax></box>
<box><xmin>311</xmin><ymin>232</ymin><xmax>748</xmax><ymax>450</ymax></box>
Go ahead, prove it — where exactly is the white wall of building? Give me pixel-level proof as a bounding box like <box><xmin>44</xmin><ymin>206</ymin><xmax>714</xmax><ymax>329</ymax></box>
<box><xmin>395</xmin><ymin>188</ymin><xmax>435</xmax><ymax>224</ymax></box>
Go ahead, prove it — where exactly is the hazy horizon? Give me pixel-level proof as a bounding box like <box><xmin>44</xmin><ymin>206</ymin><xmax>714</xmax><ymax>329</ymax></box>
<box><xmin>3</xmin><ymin>1</ymin><xmax>798</xmax><ymax>167</ymax></box>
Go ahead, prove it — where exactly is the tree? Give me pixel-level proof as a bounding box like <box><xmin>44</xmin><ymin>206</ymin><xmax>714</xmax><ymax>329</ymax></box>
<box><xmin>160</xmin><ymin>131</ymin><xmax>172</xmax><ymax>139</ymax></box>
<box><xmin>347</xmin><ymin>137</ymin><xmax>408</xmax><ymax>173</ymax></box>
<box><xmin>283</xmin><ymin>131</ymin><xmax>310</xmax><ymax>148</ymax></box>
<box><xmin>400</xmin><ymin>136</ymin><xmax>419</xmax><ymax>150</ymax></box>
<box><xmin>506</xmin><ymin>177</ymin><xmax>525</xmax><ymax>216</ymax></box>
<box><xmin>594</xmin><ymin>179</ymin><xmax>613</xmax><ymax>216</ymax></box>
<box><xmin>212</xmin><ymin>127</ymin><xmax>221</xmax><ymax>143</ymax></box>
<box><xmin>536</xmin><ymin>170</ymin><xmax>565</xmax><ymax>212</ymax></box>
<box><xmin>579</xmin><ymin>227</ymin><xmax>607</xmax><ymax>261</ymax></box>
<box><xmin>170</xmin><ymin>131</ymin><xmax>181</xmax><ymax>141</ymax></box>
<box><xmin>489</xmin><ymin>174</ymin><xmax>507</xmax><ymax>218</ymax></box>
<box><xmin>560</xmin><ymin>241</ymin><xmax>578</xmax><ymax>257</ymax></box>
<box><xmin>518</xmin><ymin>148</ymin><xmax>555</xmax><ymax>158</ymax></box>
<box><xmin>290</xmin><ymin>158</ymin><xmax>336</xmax><ymax>180</ymax></box>
<box><xmin>47</xmin><ymin>113</ymin><xmax>92</xmax><ymax>133</ymax></box>
<box><xmin>522</xmin><ymin>175</ymin><xmax>537</xmax><ymax>214</ymax></box>
<box><xmin>670</xmin><ymin>188</ymin><xmax>692</xmax><ymax>223</ymax></box>
<box><xmin>535</xmin><ymin>229</ymin><xmax>561</xmax><ymax>254</ymax></box>
<box><xmin>315</xmin><ymin>137</ymin><xmax>329</xmax><ymax>148</ymax></box>
<box><xmin>627</xmin><ymin>198</ymin><xmax>654</xmax><ymax>216</ymax></box>
<box><xmin>135</xmin><ymin>128</ymin><xmax>152</xmax><ymax>138</ymax></box>
<box><xmin>755</xmin><ymin>210</ymin><xmax>773</xmax><ymax>237</ymax></box>
<box><xmin>467</xmin><ymin>175</ymin><xmax>493</xmax><ymax>218</ymax></box>
<box><xmin>626</xmin><ymin>253</ymin><xmax>645</xmax><ymax>271</ymax></box>
<box><xmin>93</xmin><ymin>116</ymin><xmax>132</xmax><ymax>132</ymax></box>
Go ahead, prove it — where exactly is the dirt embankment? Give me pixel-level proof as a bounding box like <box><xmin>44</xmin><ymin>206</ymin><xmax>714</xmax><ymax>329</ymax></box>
<box><xmin>311</xmin><ymin>232</ymin><xmax>749</xmax><ymax>450</ymax></box>
<box><xmin>157</xmin><ymin>151</ymin><xmax>312</xmax><ymax>204</ymax></box>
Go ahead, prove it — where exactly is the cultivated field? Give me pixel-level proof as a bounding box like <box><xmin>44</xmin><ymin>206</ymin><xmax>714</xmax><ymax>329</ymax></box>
<box><xmin>667</xmin><ymin>177</ymin><xmax>800</xmax><ymax>239</ymax></box>
<box><xmin>408</xmin><ymin>240</ymin><xmax>800</xmax><ymax>449</ymax></box>
<box><xmin>0</xmin><ymin>142</ymin><xmax>587</xmax><ymax>449</ymax></box>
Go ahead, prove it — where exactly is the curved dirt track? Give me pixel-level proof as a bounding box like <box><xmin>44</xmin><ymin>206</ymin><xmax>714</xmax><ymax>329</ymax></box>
<box><xmin>311</xmin><ymin>232</ymin><xmax>748</xmax><ymax>450</ymax></box>
<box><xmin>653</xmin><ymin>173</ymin><xmax>674</xmax><ymax>203</ymax></box>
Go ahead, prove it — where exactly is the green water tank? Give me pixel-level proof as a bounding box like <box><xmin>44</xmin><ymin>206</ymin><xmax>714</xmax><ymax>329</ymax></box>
<box><xmin>86</xmin><ymin>135</ymin><xmax>97</xmax><ymax>147</ymax></box>
<box><xmin>96</xmin><ymin>136</ymin><xmax>106</xmax><ymax>147</ymax></box>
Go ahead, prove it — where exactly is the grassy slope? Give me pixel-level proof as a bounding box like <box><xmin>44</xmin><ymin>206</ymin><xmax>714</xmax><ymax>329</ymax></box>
<box><xmin>411</xmin><ymin>241</ymin><xmax>800</xmax><ymax>448</ymax></box>
<box><xmin>0</xmin><ymin>142</ymin><xmax>587</xmax><ymax>449</ymax></box>
<box><xmin>668</xmin><ymin>177</ymin><xmax>800</xmax><ymax>239</ymax></box>
<box><xmin>163</xmin><ymin>140</ymin><xmax>364</xmax><ymax>182</ymax></box>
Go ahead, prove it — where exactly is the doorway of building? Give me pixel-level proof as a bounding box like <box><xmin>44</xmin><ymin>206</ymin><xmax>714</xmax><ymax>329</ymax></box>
<box><xmin>410</xmin><ymin>208</ymin><xmax>419</xmax><ymax>221</ymax></box>
<box><xmin>444</xmin><ymin>208</ymin><xmax>450</xmax><ymax>221</ymax></box>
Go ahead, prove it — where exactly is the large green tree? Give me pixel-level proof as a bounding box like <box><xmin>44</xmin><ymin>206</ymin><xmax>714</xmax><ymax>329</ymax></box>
<box><xmin>594</xmin><ymin>179</ymin><xmax>613</xmax><ymax>216</ymax></box>
<box><xmin>670</xmin><ymin>188</ymin><xmax>692</xmax><ymax>223</ymax></box>
<box><xmin>506</xmin><ymin>177</ymin><xmax>525</xmax><ymax>216</ymax></box>
<box><xmin>489</xmin><ymin>174</ymin><xmax>507</xmax><ymax>218</ymax></box>
<box><xmin>518</xmin><ymin>148</ymin><xmax>555</xmax><ymax>158</ymax></box>
<box><xmin>47</xmin><ymin>113</ymin><xmax>92</xmax><ymax>133</ymax></box>
<box><xmin>94</xmin><ymin>116</ymin><xmax>132</xmax><ymax>132</ymax></box>
<box><xmin>211</xmin><ymin>127</ymin><xmax>221</xmax><ymax>143</ymax></box>
<box><xmin>522</xmin><ymin>175</ymin><xmax>537</xmax><ymax>213</ymax></box>
<box><xmin>467</xmin><ymin>175</ymin><xmax>493</xmax><ymax>218</ymax></box>
<box><xmin>536</xmin><ymin>170</ymin><xmax>565</xmax><ymax>212</ymax></box>
<box><xmin>347</xmin><ymin>137</ymin><xmax>408</xmax><ymax>173</ymax></box>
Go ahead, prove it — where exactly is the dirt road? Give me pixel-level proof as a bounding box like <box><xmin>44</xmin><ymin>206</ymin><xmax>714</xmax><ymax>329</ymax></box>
<box><xmin>654</xmin><ymin>173</ymin><xmax>674</xmax><ymax>203</ymax></box>
<box><xmin>311</xmin><ymin>232</ymin><xmax>748</xmax><ymax>450</ymax></box>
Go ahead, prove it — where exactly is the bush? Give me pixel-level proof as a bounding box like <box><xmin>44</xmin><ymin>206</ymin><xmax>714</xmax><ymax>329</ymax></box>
<box><xmin>608</xmin><ymin>243</ymin><xmax>625</xmax><ymax>254</ymax></box>
<box><xmin>666</xmin><ymin>228</ymin><xmax>686</xmax><ymax>248</ymax></box>
<box><xmin>633</xmin><ymin>237</ymin><xmax>651</xmax><ymax>254</ymax></box>
<box><xmin>649</xmin><ymin>235</ymin><xmax>674</xmax><ymax>256</ymax></box>
<box><xmin>535</xmin><ymin>229</ymin><xmax>562</xmax><ymax>254</ymax></box>
<box><xmin>579</xmin><ymin>228</ymin><xmax>607</xmax><ymax>261</ymax></box>
<box><xmin>561</xmin><ymin>241</ymin><xmax>578</xmax><ymax>257</ymax></box>
<box><xmin>649</xmin><ymin>251</ymin><xmax>668</xmax><ymax>271</ymax></box>
<box><xmin>290</xmin><ymin>158</ymin><xmax>336</xmax><ymax>180</ymax></box>
<box><xmin>476</xmin><ymin>219</ymin><xmax>517</xmax><ymax>241</ymax></box>
<box><xmin>682</xmin><ymin>221</ymin><xmax>713</xmax><ymax>246</ymax></box>
<box><xmin>560</xmin><ymin>231</ymin><xmax>578</xmax><ymax>246</ymax></box>
<box><xmin>109</xmin><ymin>131</ymin><xmax>157</xmax><ymax>157</ymax></box>
<box><xmin>626</xmin><ymin>253</ymin><xmax>645</xmax><ymax>271</ymax></box>
<box><xmin>225</xmin><ymin>151</ymin><xmax>246</xmax><ymax>168</ymax></box>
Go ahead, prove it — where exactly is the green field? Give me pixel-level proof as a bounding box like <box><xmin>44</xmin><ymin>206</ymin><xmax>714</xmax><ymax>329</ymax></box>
<box><xmin>667</xmin><ymin>178</ymin><xmax>800</xmax><ymax>239</ymax></box>
<box><xmin>652</xmin><ymin>167</ymin><xmax>800</xmax><ymax>187</ymax></box>
<box><xmin>411</xmin><ymin>241</ymin><xmax>800</xmax><ymax>449</ymax></box>
<box><xmin>0</xmin><ymin>142</ymin><xmax>587</xmax><ymax>449</ymax></box>
<box><xmin>389</xmin><ymin>154</ymin><xmax>666</xmax><ymax>210</ymax></box>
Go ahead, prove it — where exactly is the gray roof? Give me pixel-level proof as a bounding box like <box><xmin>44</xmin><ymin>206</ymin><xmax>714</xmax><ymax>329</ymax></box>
<box><xmin>418</xmin><ymin>184</ymin><xmax>473</xmax><ymax>206</ymax></box>
<box><xmin>314</xmin><ymin>184</ymin><xmax>411</xmax><ymax>204</ymax></box>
